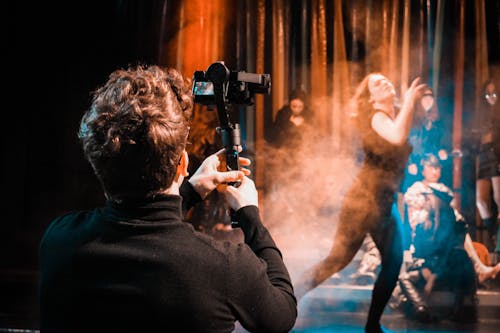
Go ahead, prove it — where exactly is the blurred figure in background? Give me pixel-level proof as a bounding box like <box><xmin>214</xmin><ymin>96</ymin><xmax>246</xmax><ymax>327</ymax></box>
<box><xmin>270</xmin><ymin>88</ymin><xmax>316</xmax><ymax>149</ymax></box>
<box><xmin>405</xmin><ymin>154</ymin><xmax>500</xmax><ymax>285</ymax></box>
<box><xmin>402</xmin><ymin>85</ymin><xmax>451</xmax><ymax>193</ymax></box>
<box><xmin>475</xmin><ymin>79</ymin><xmax>500</xmax><ymax>254</ymax></box>
<box><xmin>399</xmin><ymin>153</ymin><xmax>488</xmax><ymax>323</ymax></box>
<box><xmin>265</xmin><ymin>88</ymin><xmax>319</xmax><ymax>229</ymax></box>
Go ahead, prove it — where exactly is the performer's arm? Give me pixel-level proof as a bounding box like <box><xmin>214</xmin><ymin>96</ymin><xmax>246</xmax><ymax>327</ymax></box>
<box><xmin>372</xmin><ymin>78</ymin><xmax>426</xmax><ymax>145</ymax></box>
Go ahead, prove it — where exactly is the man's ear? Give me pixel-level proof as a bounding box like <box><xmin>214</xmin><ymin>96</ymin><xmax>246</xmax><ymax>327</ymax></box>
<box><xmin>177</xmin><ymin>150</ymin><xmax>189</xmax><ymax>178</ymax></box>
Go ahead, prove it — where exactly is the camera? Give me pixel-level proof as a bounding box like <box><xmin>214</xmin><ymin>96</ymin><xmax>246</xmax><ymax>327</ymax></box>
<box><xmin>190</xmin><ymin>61</ymin><xmax>271</xmax><ymax>176</ymax></box>
<box><xmin>192</xmin><ymin>61</ymin><xmax>271</xmax><ymax>106</ymax></box>
<box><xmin>191</xmin><ymin>62</ymin><xmax>271</xmax><ymax>227</ymax></box>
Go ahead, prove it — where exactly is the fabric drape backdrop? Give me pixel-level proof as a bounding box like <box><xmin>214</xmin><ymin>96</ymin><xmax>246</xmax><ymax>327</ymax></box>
<box><xmin>159</xmin><ymin>0</ymin><xmax>499</xmax><ymax>217</ymax></box>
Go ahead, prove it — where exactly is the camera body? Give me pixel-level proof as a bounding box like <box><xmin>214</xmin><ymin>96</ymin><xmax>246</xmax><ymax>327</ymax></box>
<box><xmin>192</xmin><ymin>61</ymin><xmax>271</xmax><ymax>106</ymax></box>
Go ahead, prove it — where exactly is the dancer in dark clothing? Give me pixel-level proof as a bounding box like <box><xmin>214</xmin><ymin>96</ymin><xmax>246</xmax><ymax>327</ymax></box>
<box><xmin>294</xmin><ymin>73</ymin><xmax>426</xmax><ymax>333</ymax></box>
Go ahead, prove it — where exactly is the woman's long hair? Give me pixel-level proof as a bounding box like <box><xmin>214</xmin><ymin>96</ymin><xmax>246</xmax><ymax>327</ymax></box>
<box><xmin>349</xmin><ymin>73</ymin><xmax>376</xmax><ymax>133</ymax></box>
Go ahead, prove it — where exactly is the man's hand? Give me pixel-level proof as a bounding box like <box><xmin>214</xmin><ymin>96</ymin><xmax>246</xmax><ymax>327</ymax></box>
<box><xmin>188</xmin><ymin>148</ymin><xmax>251</xmax><ymax>199</ymax></box>
<box><xmin>219</xmin><ymin>176</ymin><xmax>259</xmax><ymax>211</ymax></box>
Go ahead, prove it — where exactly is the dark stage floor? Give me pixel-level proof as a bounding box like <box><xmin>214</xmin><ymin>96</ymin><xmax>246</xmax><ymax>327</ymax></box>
<box><xmin>234</xmin><ymin>280</ymin><xmax>500</xmax><ymax>333</ymax></box>
<box><xmin>238</xmin><ymin>249</ymin><xmax>500</xmax><ymax>333</ymax></box>
<box><xmin>292</xmin><ymin>312</ymin><xmax>500</xmax><ymax>333</ymax></box>
<box><xmin>1</xmin><ymin>267</ymin><xmax>499</xmax><ymax>333</ymax></box>
<box><xmin>288</xmin><ymin>284</ymin><xmax>500</xmax><ymax>333</ymax></box>
<box><xmin>287</xmin><ymin>249</ymin><xmax>500</xmax><ymax>333</ymax></box>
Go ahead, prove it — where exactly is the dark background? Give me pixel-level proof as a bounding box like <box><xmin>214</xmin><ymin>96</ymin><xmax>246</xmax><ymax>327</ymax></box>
<box><xmin>4</xmin><ymin>2</ymin><xmax>165</xmax><ymax>268</ymax></box>
<box><xmin>4</xmin><ymin>2</ymin><xmax>166</xmax><ymax>327</ymax></box>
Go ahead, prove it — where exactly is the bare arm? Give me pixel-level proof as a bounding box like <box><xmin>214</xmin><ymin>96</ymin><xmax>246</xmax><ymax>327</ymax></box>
<box><xmin>371</xmin><ymin>77</ymin><xmax>427</xmax><ymax>145</ymax></box>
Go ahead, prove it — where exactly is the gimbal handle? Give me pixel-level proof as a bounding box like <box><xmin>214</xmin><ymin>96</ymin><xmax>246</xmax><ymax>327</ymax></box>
<box><xmin>206</xmin><ymin>62</ymin><xmax>242</xmax><ymax>227</ymax></box>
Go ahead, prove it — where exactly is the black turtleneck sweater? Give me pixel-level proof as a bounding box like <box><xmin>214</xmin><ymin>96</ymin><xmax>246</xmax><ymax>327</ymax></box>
<box><xmin>39</xmin><ymin>182</ymin><xmax>296</xmax><ymax>333</ymax></box>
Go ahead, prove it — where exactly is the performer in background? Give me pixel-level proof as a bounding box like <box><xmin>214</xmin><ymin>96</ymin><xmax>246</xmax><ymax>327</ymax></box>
<box><xmin>400</xmin><ymin>153</ymin><xmax>479</xmax><ymax>323</ymax></box>
<box><xmin>295</xmin><ymin>73</ymin><xmax>426</xmax><ymax>333</ymax></box>
<box><xmin>265</xmin><ymin>88</ymin><xmax>319</xmax><ymax>228</ymax></box>
<box><xmin>405</xmin><ymin>153</ymin><xmax>500</xmax><ymax>286</ymax></box>
<box><xmin>402</xmin><ymin>85</ymin><xmax>451</xmax><ymax>193</ymax></box>
<box><xmin>475</xmin><ymin>79</ymin><xmax>500</xmax><ymax>253</ymax></box>
<box><xmin>354</xmin><ymin>154</ymin><xmax>500</xmax><ymax>294</ymax></box>
<box><xmin>270</xmin><ymin>88</ymin><xmax>316</xmax><ymax>149</ymax></box>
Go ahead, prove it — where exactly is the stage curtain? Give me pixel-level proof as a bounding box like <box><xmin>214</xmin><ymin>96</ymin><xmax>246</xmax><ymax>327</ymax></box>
<box><xmin>158</xmin><ymin>0</ymin><xmax>497</xmax><ymax>202</ymax></box>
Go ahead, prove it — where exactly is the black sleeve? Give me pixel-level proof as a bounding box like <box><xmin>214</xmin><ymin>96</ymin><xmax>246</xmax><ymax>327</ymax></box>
<box><xmin>227</xmin><ymin>206</ymin><xmax>297</xmax><ymax>333</ymax></box>
<box><xmin>179</xmin><ymin>180</ymin><xmax>202</xmax><ymax>217</ymax></box>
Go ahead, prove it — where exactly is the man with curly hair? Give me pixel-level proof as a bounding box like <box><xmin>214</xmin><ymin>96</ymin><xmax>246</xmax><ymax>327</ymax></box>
<box><xmin>39</xmin><ymin>65</ymin><xmax>297</xmax><ymax>333</ymax></box>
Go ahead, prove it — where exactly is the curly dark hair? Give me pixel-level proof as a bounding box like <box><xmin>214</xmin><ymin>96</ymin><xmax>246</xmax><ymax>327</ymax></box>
<box><xmin>79</xmin><ymin>65</ymin><xmax>193</xmax><ymax>201</ymax></box>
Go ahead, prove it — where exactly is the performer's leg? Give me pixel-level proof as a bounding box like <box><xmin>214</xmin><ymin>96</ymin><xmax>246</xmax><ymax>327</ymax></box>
<box><xmin>464</xmin><ymin>233</ymin><xmax>500</xmax><ymax>283</ymax></box>
<box><xmin>365</xmin><ymin>203</ymin><xmax>404</xmax><ymax>333</ymax></box>
<box><xmin>476</xmin><ymin>178</ymin><xmax>494</xmax><ymax>227</ymax></box>
<box><xmin>492</xmin><ymin>176</ymin><xmax>500</xmax><ymax>252</ymax></box>
<box><xmin>294</xmin><ymin>203</ymin><xmax>369</xmax><ymax>300</ymax></box>
<box><xmin>492</xmin><ymin>176</ymin><xmax>500</xmax><ymax>215</ymax></box>
<box><xmin>350</xmin><ymin>234</ymin><xmax>381</xmax><ymax>285</ymax></box>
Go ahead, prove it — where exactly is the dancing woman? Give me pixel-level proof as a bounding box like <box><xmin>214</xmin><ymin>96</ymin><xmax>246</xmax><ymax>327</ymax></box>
<box><xmin>295</xmin><ymin>73</ymin><xmax>426</xmax><ymax>333</ymax></box>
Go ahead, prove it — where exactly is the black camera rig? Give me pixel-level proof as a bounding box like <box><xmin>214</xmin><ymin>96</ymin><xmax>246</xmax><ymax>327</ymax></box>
<box><xmin>192</xmin><ymin>61</ymin><xmax>270</xmax><ymax>227</ymax></box>
<box><xmin>192</xmin><ymin>61</ymin><xmax>271</xmax><ymax>179</ymax></box>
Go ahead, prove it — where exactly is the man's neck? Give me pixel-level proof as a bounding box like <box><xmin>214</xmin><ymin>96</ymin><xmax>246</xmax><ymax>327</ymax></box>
<box><xmin>161</xmin><ymin>182</ymin><xmax>180</xmax><ymax>196</ymax></box>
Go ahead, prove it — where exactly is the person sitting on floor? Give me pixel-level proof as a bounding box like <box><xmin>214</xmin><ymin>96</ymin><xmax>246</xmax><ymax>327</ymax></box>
<box><xmin>399</xmin><ymin>153</ymin><xmax>478</xmax><ymax>323</ymax></box>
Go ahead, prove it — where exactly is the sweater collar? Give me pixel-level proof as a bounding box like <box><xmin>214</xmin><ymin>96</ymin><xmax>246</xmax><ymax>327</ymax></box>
<box><xmin>102</xmin><ymin>194</ymin><xmax>183</xmax><ymax>223</ymax></box>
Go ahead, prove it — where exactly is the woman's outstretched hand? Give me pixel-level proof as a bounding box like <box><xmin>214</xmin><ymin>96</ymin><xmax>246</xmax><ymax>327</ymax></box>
<box><xmin>402</xmin><ymin>77</ymin><xmax>428</xmax><ymax>109</ymax></box>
